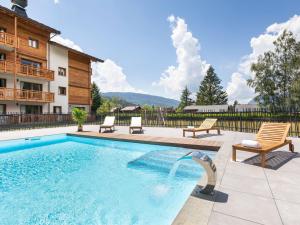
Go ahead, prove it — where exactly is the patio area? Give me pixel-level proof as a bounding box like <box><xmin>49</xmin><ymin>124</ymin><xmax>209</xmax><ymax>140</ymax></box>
<box><xmin>0</xmin><ymin>125</ymin><xmax>299</xmax><ymax>225</ymax></box>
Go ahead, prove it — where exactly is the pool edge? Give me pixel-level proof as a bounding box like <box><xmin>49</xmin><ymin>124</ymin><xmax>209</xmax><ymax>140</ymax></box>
<box><xmin>67</xmin><ymin>132</ymin><xmax>222</xmax><ymax>151</ymax></box>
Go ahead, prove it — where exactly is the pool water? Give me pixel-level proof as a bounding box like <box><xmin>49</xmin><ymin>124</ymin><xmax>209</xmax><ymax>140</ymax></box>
<box><xmin>0</xmin><ymin>134</ymin><xmax>215</xmax><ymax>225</ymax></box>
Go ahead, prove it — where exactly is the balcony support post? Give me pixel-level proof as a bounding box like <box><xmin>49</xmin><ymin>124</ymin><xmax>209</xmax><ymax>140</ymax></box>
<box><xmin>14</xmin><ymin>16</ymin><xmax>18</xmax><ymax>101</ymax></box>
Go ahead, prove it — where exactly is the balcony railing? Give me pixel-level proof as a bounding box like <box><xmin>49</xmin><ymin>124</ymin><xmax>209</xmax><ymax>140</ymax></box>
<box><xmin>0</xmin><ymin>61</ymin><xmax>54</xmax><ymax>80</ymax></box>
<box><xmin>17</xmin><ymin>63</ymin><xmax>54</xmax><ymax>80</ymax></box>
<box><xmin>0</xmin><ymin>88</ymin><xmax>54</xmax><ymax>103</ymax></box>
<box><xmin>0</xmin><ymin>61</ymin><xmax>14</xmax><ymax>74</ymax></box>
<box><xmin>0</xmin><ymin>32</ymin><xmax>15</xmax><ymax>49</ymax></box>
<box><xmin>0</xmin><ymin>88</ymin><xmax>15</xmax><ymax>101</ymax></box>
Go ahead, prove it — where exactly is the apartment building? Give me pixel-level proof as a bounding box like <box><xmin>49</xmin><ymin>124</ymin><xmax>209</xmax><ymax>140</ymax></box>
<box><xmin>0</xmin><ymin>0</ymin><xmax>103</xmax><ymax>114</ymax></box>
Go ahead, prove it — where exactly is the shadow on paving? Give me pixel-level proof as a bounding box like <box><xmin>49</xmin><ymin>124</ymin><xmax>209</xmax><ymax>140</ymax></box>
<box><xmin>191</xmin><ymin>185</ymin><xmax>228</xmax><ymax>203</ymax></box>
<box><xmin>242</xmin><ymin>151</ymin><xmax>300</xmax><ymax>170</ymax></box>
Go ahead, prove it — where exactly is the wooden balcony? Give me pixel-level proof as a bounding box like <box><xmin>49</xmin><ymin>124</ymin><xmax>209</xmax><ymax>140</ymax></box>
<box><xmin>0</xmin><ymin>88</ymin><xmax>54</xmax><ymax>103</ymax></box>
<box><xmin>17</xmin><ymin>63</ymin><xmax>54</xmax><ymax>81</ymax></box>
<box><xmin>0</xmin><ymin>32</ymin><xmax>15</xmax><ymax>51</ymax></box>
<box><xmin>0</xmin><ymin>60</ymin><xmax>14</xmax><ymax>74</ymax></box>
<box><xmin>0</xmin><ymin>88</ymin><xmax>14</xmax><ymax>101</ymax></box>
<box><xmin>0</xmin><ymin>61</ymin><xmax>54</xmax><ymax>81</ymax></box>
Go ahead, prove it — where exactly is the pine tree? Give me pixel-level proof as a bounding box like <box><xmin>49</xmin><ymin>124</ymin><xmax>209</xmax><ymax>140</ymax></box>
<box><xmin>196</xmin><ymin>66</ymin><xmax>228</xmax><ymax>105</ymax></box>
<box><xmin>91</xmin><ymin>82</ymin><xmax>102</xmax><ymax>113</ymax></box>
<box><xmin>178</xmin><ymin>86</ymin><xmax>193</xmax><ymax>111</ymax></box>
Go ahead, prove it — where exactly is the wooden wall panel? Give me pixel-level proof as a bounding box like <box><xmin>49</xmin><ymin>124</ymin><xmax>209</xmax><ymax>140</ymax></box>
<box><xmin>0</xmin><ymin>13</ymin><xmax>15</xmax><ymax>34</ymax></box>
<box><xmin>69</xmin><ymin>52</ymin><xmax>90</xmax><ymax>71</ymax></box>
<box><xmin>17</xmin><ymin>24</ymin><xmax>49</xmax><ymax>62</ymax></box>
<box><xmin>69</xmin><ymin>67</ymin><xmax>89</xmax><ymax>88</ymax></box>
<box><xmin>68</xmin><ymin>51</ymin><xmax>92</xmax><ymax>106</ymax></box>
<box><xmin>68</xmin><ymin>86</ymin><xmax>90</xmax><ymax>105</ymax></box>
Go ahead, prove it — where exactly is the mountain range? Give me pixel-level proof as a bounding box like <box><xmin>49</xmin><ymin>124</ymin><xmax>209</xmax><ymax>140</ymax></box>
<box><xmin>103</xmin><ymin>92</ymin><xmax>179</xmax><ymax>107</ymax></box>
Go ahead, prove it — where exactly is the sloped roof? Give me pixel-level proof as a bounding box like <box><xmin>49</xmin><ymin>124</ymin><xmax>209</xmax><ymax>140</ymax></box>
<box><xmin>49</xmin><ymin>41</ymin><xmax>104</xmax><ymax>62</ymax></box>
<box><xmin>0</xmin><ymin>5</ymin><xmax>60</xmax><ymax>34</ymax></box>
<box><xmin>121</xmin><ymin>106</ymin><xmax>141</xmax><ymax>111</ymax></box>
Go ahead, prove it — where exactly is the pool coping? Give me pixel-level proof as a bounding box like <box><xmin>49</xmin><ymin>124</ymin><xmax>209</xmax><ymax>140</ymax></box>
<box><xmin>68</xmin><ymin>131</ymin><xmax>223</xmax><ymax>225</ymax></box>
<box><xmin>67</xmin><ymin>132</ymin><xmax>222</xmax><ymax>151</ymax></box>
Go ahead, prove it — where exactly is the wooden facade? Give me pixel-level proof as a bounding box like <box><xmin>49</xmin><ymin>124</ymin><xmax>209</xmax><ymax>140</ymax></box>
<box><xmin>0</xmin><ymin>6</ymin><xmax>56</xmax><ymax>105</ymax></box>
<box><xmin>68</xmin><ymin>51</ymin><xmax>91</xmax><ymax>106</ymax></box>
<box><xmin>0</xmin><ymin>4</ymin><xmax>103</xmax><ymax>113</ymax></box>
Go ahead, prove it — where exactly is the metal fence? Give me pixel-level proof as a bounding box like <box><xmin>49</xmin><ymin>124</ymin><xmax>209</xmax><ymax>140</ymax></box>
<box><xmin>0</xmin><ymin>109</ymin><xmax>300</xmax><ymax>136</ymax></box>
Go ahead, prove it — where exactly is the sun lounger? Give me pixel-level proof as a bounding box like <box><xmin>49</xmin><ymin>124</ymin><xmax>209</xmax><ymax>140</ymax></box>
<box><xmin>183</xmin><ymin>118</ymin><xmax>220</xmax><ymax>137</ymax></box>
<box><xmin>232</xmin><ymin>122</ymin><xmax>294</xmax><ymax>167</ymax></box>
<box><xmin>129</xmin><ymin>117</ymin><xmax>143</xmax><ymax>134</ymax></box>
<box><xmin>99</xmin><ymin>116</ymin><xmax>115</xmax><ymax>133</ymax></box>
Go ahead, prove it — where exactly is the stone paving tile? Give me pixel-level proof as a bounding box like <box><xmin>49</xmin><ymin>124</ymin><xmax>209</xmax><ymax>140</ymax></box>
<box><xmin>265</xmin><ymin>170</ymin><xmax>300</xmax><ymax>186</ymax></box>
<box><xmin>220</xmin><ymin>173</ymin><xmax>272</xmax><ymax>198</ymax></box>
<box><xmin>268</xmin><ymin>181</ymin><xmax>300</xmax><ymax>204</ymax></box>
<box><xmin>224</xmin><ymin>161</ymin><xmax>266</xmax><ymax>179</ymax></box>
<box><xmin>276</xmin><ymin>199</ymin><xmax>300</xmax><ymax>225</ymax></box>
<box><xmin>208</xmin><ymin>212</ymin><xmax>261</xmax><ymax>225</ymax></box>
<box><xmin>213</xmin><ymin>187</ymin><xmax>282</xmax><ymax>225</ymax></box>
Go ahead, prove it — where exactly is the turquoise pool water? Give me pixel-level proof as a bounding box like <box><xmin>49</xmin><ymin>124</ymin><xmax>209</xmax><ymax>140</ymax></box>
<box><xmin>0</xmin><ymin>134</ymin><xmax>215</xmax><ymax>225</ymax></box>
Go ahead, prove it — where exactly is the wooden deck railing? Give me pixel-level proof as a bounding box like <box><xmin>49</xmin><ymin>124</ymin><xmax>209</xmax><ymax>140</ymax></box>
<box><xmin>17</xmin><ymin>63</ymin><xmax>54</xmax><ymax>80</ymax></box>
<box><xmin>0</xmin><ymin>32</ymin><xmax>15</xmax><ymax>48</ymax></box>
<box><xmin>0</xmin><ymin>88</ymin><xmax>15</xmax><ymax>101</ymax></box>
<box><xmin>0</xmin><ymin>88</ymin><xmax>54</xmax><ymax>103</ymax></box>
<box><xmin>0</xmin><ymin>61</ymin><xmax>14</xmax><ymax>74</ymax></box>
<box><xmin>0</xmin><ymin>61</ymin><xmax>54</xmax><ymax>80</ymax></box>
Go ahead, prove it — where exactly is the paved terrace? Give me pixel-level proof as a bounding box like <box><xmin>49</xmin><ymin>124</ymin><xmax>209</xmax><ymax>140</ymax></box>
<box><xmin>0</xmin><ymin>125</ymin><xmax>299</xmax><ymax>225</ymax></box>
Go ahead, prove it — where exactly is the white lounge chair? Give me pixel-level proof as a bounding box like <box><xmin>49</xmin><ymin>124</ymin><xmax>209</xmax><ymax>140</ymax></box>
<box><xmin>129</xmin><ymin>117</ymin><xmax>143</xmax><ymax>134</ymax></box>
<box><xmin>99</xmin><ymin>116</ymin><xmax>115</xmax><ymax>133</ymax></box>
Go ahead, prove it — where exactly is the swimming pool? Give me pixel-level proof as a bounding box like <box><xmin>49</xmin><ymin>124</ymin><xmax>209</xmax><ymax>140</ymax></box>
<box><xmin>0</xmin><ymin>134</ymin><xmax>215</xmax><ymax>225</ymax></box>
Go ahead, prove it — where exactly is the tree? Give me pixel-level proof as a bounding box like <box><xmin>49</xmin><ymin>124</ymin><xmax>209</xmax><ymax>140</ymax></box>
<box><xmin>142</xmin><ymin>104</ymin><xmax>155</xmax><ymax>111</ymax></box>
<box><xmin>248</xmin><ymin>30</ymin><xmax>300</xmax><ymax>109</ymax></box>
<box><xmin>72</xmin><ymin>108</ymin><xmax>88</xmax><ymax>132</ymax></box>
<box><xmin>91</xmin><ymin>82</ymin><xmax>102</xmax><ymax>113</ymax></box>
<box><xmin>97</xmin><ymin>98</ymin><xmax>115</xmax><ymax>114</ymax></box>
<box><xmin>196</xmin><ymin>66</ymin><xmax>228</xmax><ymax>105</ymax></box>
<box><xmin>178</xmin><ymin>86</ymin><xmax>193</xmax><ymax>111</ymax></box>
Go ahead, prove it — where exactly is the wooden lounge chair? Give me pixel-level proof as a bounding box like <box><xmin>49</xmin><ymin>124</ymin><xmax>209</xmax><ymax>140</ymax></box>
<box><xmin>99</xmin><ymin>116</ymin><xmax>115</xmax><ymax>133</ymax></box>
<box><xmin>232</xmin><ymin>123</ymin><xmax>294</xmax><ymax>167</ymax></box>
<box><xmin>129</xmin><ymin>117</ymin><xmax>143</xmax><ymax>134</ymax></box>
<box><xmin>183</xmin><ymin>118</ymin><xmax>220</xmax><ymax>138</ymax></box>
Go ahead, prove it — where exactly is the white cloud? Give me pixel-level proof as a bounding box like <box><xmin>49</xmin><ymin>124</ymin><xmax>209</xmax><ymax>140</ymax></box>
<box><xmin>226</xmin><ymin>15</ymin><xmax>300</xmax><ymax>104</ymax></box>
<box><xmin>54</xmin><ymin>0</ymin><xmax>60</xmax><ymax>4</ymax></box>
<box><xmin>51</xmin><ymin>35</ymin><xmax>83</xmax><ymax>52</ymax></box>
<box><xmin>153</xmin><ymin>15</ymin><xmax>210</xmax><ymax>99</ymax></box>
<box><xmin>92</xmin><ymin>59</ymin><xmax>142</xmax><ymax>93</ymax></box>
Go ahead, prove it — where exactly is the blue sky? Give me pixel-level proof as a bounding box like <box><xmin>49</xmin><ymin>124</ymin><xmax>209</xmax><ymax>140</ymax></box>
<box><xmin>1</xmin><ymin>0</ymin><xmax>300</xmax><ymax>102</ymax></box>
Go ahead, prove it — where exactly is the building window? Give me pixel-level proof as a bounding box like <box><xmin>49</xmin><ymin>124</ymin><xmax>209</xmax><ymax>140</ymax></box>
<box><xmin>0</xmin><ymin>53</ymin><xmax>6</xmax><ymax>61</ymax></box>
<box><xmin>0</xmin><ymin>78</ymin><xmax>6</xmax><ymax>88</ymax></box>
<box><xmin>58</xmin><ymin>87</ymin><xmax>66</xmax><ymax>95</ymax></box>
<box><xmin>21</xmin><ymin>58</ymin><xmax>41</xmax><ymax>68</ymax></box>
<box><xmin>28</xmin><ymin>38</ymin><xmax>39</xmax><ymax>48</ymax></box>
<box><xmin>58</xmin><ymin>67</ymin><xmax>66</xmax><ymax>76</ymax></box>
<box><xmin>20</xmin><ymin>81</ymin><xmax>42</xmax><ymax>91</ymax></box>
<box><xmin>53</xmin><ymin>106</ymin><xmax>62</xmax><ymax>114</ymax></box>
<box><xmin>20</xmin><ymin>105</ymin><xmax>43</xmax><ymax>114</ymax></box>
<box><xmin>0</xmin><ymin>104</ymin><xmax>6</xmax><ymax>115</ymax></box>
